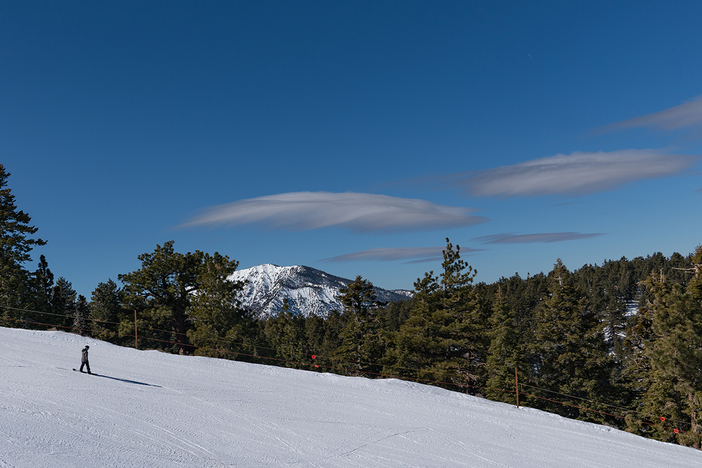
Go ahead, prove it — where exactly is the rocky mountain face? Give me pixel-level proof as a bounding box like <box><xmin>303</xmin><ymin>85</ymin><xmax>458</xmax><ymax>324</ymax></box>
<box><xmin>229</xmin><ymin>264</ymin><xmax>413</xmax><ymax>320</ymax></box>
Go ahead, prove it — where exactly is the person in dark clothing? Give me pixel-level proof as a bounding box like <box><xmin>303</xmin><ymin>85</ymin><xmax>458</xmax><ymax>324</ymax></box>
<box><xmin>80</xmin><ymin>345</ymin><xmax>91</xmax><ymax>374</ymax></box>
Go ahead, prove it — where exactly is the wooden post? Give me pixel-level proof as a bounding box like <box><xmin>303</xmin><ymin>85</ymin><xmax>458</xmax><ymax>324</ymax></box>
<box><xmin>134</xmin><ymin>310</ymin><xmax>138</xmax><ymax>350</ymax></box>
<box><xmin>515</xmin><ymin>367</ymin><xmax>520</xmax><ymax>409</ymax></box>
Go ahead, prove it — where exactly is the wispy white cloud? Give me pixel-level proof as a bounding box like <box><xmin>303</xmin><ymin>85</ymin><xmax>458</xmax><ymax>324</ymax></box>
<box><xmin>602</xmin><ymin>96</ymin><xmax>702</xmax><ymax>132</ymax></box>
<box><xmin>453</xmin><ymin>149</ymin><xmax>698</xmax><ymax>197</ymax></box>
<box><xmin>321</xmin><ymin>245</ymin><xmax>479</xmax><ymax>264</ymax></box>
<box><xmin>323</xmin><ymin>247</ymin><xmax>444</xmax><ymax>263</ymax></box>
<box><xmin>475</xmin><ymin>232</ymin><xmax>603</xmax><ymax>244</ymax></box>
<box><xmin>180</xmin><ymin>192</ymin><xmax>486</xmax><ymax>233</ymax></box>
<box><xmin>322</xmin><ymin>245</ymin><xmax>484</xmax><ymax>263</ymax></box>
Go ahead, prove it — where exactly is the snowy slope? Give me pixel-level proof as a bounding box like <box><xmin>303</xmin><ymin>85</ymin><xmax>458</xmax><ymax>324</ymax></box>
<box><xmin>1</xmin><ymin>327</ymin><xmax>700</xmax><ymax>468</ymax></box>
<box><xmin>230</xmin><ymin>264</ymin><xmax>412</xmax><ymax>319</ymax></box>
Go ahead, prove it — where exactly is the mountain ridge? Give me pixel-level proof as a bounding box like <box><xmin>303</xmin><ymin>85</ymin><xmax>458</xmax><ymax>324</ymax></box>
<box><xmin>229</xmin><ymin>264</ymin><xmax>412</xmax><ymax>319</ymax></box>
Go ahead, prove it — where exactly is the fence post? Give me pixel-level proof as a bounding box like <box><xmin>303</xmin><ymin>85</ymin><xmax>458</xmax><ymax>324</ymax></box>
<box><xmin>515</xmin><ymin>367</ymin><xmax>520</xmax><ymax>409</ymax></box>
<box><xmin>134</xmin><ymin>310</ymin><xmax>138</xmax><ymax>350</ymax></box>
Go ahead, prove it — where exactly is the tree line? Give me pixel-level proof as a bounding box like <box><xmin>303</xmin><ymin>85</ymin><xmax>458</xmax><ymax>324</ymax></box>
<box><xmin>2</xmin><ymin>163</ymin><xmax>702</xmax><ymax>448</ymax></box>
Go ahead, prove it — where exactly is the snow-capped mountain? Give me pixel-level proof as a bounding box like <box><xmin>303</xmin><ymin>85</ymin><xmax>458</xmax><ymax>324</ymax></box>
<box><xmin>229</xmin><ymin>264</ymin><xmax>412</xmax><ymax>319</ymax></box>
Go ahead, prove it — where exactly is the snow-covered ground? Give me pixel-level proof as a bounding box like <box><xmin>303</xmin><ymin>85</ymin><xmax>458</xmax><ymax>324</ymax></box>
<box><xmin>1</xmin><ymin>327</ymin><xmax>699</xmax><ymax>467</ymax></box>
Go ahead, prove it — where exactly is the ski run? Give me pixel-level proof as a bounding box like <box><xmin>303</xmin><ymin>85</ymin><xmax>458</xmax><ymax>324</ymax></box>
<box><xmin>1</xmin><ymin>326</ymin><xmax>700</xmax><ymax>467</ymax></box>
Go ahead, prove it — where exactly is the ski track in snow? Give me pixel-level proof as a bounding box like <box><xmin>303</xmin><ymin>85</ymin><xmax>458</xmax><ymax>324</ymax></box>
<box><xmin>1</xmin><ymin>327</ymin><xmax>700</xmax><ymax>467</ymax></box>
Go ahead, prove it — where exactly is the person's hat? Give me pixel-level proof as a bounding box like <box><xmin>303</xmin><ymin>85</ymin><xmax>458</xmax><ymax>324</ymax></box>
<box><xmin>84</xmin><ymin>345</ymin><xmax>89</xmax><ymax>349</ymax></box>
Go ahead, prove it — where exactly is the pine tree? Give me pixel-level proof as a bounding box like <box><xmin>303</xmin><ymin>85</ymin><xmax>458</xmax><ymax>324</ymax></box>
<box><xmin>0</xmin><ymin>164</ymin><xmax>46</xmax><ymax>325</ymax></box>
<box><xmin>335</xmin><ymin>276</ymin><xmax>385</xmax><ymax>375</ymax></box>
<box><xmin>187</xmin><ymin>252</ymin><xmax>247</xmax><ymax>359</ymax></box>
<box><xmin>119</xmin><ymin>241</ymin><xmax>204</xmax><ymax>354</ymax></box>
<box><xmin>436</xmin><ymin>238</ymin><xmax>485</xmax><ymax>390</ymax></box>
<box><xmin>89</xmin><ymin>279</ymin><xmax>124</xmax><ymax>343</ymax></box>
<box><xmin>385</xmin><ymin>238</ymin><xmax>482</xmax><ymax>392</ymax></box>
<box><xmin>73</xmin><ymin>295</ymin><xmax>90</xmax><ymax>336</ymax></box>
<box><xmin>50</xmin><ymin>277</ymin><xmax>77</xmax><ymax>330</ymax></box>
<box><xmin>377</xmin><ymin>296</ymin><xmax>412</xmax><ymax>333</ymax></box>
<box><xmin>264</xmin><ymin>299</ymin><xmax>309</xmax><ymax>368</ymax></box>
<box><xmin>620</xmin><ymin>288</ymin><xmax>655</xmax><ymax>436</ymax></box>
<box><xmin>485</xmin><ymin>287</ymin><xmax>526</xmax><ymax>404</ymax></box>
<box><xmin>528</xmin><ymin>259</ymin><xmax>615</xmax><ymax>422</ymax></box>
<box><xmin>31</xmin><ymin>254</ymin><xmax>54</xmax><ymax>323</ymax></box>
<box><xmin>318</xmin><ymin>310</ymin><xmax>344</xmax><ymax>371</ymax></box>
<box><xmin>639</xmin><ymin>248</ymin><xmax>702</xmax><ymax>447</ymax></box>
<box><xmin>304</xmin><ymin>313</ymin><xmax>327</xmax><ymax>370</ymax></box>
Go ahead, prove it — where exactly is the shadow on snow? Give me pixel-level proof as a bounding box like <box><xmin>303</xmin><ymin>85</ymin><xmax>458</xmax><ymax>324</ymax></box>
<box><xmin>93</xmin><ymin>373</ymin><xmax>161</xmax><ymax>387</ymax></box>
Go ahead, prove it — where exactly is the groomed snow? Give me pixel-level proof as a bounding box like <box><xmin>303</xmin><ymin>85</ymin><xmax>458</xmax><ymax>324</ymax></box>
<box><xmin>1</xmin><ymin>327</ymin><xmax>699</xmax><ymax>467</ymax></box>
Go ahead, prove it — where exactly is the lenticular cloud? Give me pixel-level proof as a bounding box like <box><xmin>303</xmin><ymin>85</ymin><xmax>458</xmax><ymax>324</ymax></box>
<box><xmin>323</xmin><ymin>246</ymin><xmax>445</xmax><ymax>263</ymax></box>
<box><xmin>475</xmin><ymin>232</ymin><xmax>603</xmax><ymax>244</ymax></box>
<box><xmin>323</xmin><ymin>245</ymin><xmax>485</xmax><ymax>263</ymax></box>
<box><xmin>457</xmin><ymin>149</ymin><xmax>697</xmax><ymax>197</ymax></box>
<box><xmin>605</xmin><ymin>96</ymin><xmax>702</xmax><ymax>132</ymax></box>
<box><xmin>181</xmin><ymin>192</ymin><xmax>485</xmax><ymax>233</ymax></box>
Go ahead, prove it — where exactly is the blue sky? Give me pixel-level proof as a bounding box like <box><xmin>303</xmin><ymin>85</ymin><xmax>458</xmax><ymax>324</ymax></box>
<box><xmin>2</xmin><ymin>1</ymin><xmax>701</xmax><ymax>298</ymax></box>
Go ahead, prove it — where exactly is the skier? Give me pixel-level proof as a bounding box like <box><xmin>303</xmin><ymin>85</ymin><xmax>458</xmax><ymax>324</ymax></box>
<box><xmin>79</xmin><ymin>345</ymin><xmax>92</xmax><ymax>374</ymax></box>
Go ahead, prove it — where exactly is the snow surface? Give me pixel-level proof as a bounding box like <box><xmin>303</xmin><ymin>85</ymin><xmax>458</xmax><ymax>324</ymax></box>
<box><xmin>1</xmin><ymin>327</ymin><xmax>700</xmax><ymax>467</ymax></box>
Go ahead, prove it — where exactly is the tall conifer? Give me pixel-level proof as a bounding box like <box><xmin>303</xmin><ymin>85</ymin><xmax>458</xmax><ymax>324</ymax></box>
<box><xmin>485</xmin><ymin>287</ymin><xmax>526</xmax><ymax>404</ymax></box>
<box><xmin>185</xmin><ymin>252</ymin><xmax>246</xmax><ymax>358</ymax></box>
<box><xmin>119</xmin><ymin>241</ymin><xmax>203</xmax><ymax>354</ymax></box>
<box><xmin>73</xmin><ymin>295</ymin><xmax>89</xmax><ymax>336</ymax></box>
<box><xmin>31</xmin><ymin>254</ymin><xmax>54</xmax><ymax>322</ymax></box>
<box><xmin>0</xmin><ymin>164</ymin><xmax>46</xmax><ymax>325</ymax></box>
<box><xmin>336</xmin><ymin>276</ymin><xmax>384</xmax><ymax>375</ymax></box>
<box><xmin>528</xmin><ymin>260</ymin><xmax>614</xmax><ymax>422</ymax></box>
<box><xmin>264</xmin><ymin>299</ymin><xmax>309</xmax><ymax>368</ymax></box>
<box><xmin>640</xmin><ymin>248</ymin><xmax>702</xmax><ymax>447</ymax></box>
<box><xmin>89</xmin><ymin>279</ymin><xmax>124</xmax><ymax>343</ymax></box>
<box><xmin>50</xmin><ymin>277</ymin><xmax>77</xmax><ymax>330</ymax></box>
<box><xmin>385</xmin><ymin>239</ymin><xmax>483</xmax><ymax>392</ymax></box>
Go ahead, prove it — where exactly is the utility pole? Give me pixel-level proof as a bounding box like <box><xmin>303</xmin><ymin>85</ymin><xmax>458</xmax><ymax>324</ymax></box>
<box><xmin>134</xmin><ymin>310</ymin><xmax>138</xmax><ymax>350</ymax></box>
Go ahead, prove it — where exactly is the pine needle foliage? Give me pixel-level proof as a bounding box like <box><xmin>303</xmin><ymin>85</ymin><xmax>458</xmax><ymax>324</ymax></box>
<box><xmin>384</xmin><ymin>238</ymin><xmax>484</xmax><ymax>392</ymax></box>
<box><xmin>0</xmin><ymin>164</ymin><xmax>46</xmax><ymax>324</ymax></box>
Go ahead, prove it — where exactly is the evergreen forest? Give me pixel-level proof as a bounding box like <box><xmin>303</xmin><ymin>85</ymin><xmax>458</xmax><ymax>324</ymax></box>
<box><xmin>3</xmin><ymin>163</ymin><xmax>702</xmax><ymax>448</ymax></box>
